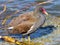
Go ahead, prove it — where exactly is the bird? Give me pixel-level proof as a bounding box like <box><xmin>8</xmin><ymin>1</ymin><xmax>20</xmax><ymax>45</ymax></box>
<box><xmin>3</xmin><ymin>5</ymin><xmax>49</xmax><ymax>43</ymax></box>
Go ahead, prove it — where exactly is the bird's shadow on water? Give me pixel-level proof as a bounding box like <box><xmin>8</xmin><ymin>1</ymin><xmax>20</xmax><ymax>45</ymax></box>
<box><xmin>9</xmin><ymin>25</ymin><xmax>56</xmax><ymax>39</ymax></box>
<box><xmin>30</xmin><ymin>25</ymin><xmax>56</xmax><ymax>39</ymax></box>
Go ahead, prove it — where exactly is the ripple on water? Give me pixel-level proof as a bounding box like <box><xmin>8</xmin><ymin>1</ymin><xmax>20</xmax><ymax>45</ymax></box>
<box><xmin>0</xmin><ymin>0</ymin><xmax>60</xmax><ymax>45</ymax></box>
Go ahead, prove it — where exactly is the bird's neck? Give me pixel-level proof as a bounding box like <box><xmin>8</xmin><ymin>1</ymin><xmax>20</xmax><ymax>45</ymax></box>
<box><xmin>33</xmin><ymin>9</ymin><xmax>46</xmax><ymax>24</ymax></box>
<box><xmin>38</xmin><ymin>12</ymin><xmax>46</xmax><ymax>21</ymax></box>
<box><xmin>34</xmin><ymin>12</ymin><xmax>46</xmax><ymax>26</ymax></box>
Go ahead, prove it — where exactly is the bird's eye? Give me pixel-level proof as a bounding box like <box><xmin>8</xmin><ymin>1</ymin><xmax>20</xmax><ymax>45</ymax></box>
<box><xmin>39</xmin><ymin>8</ymin><xmax>43</xmax><ymax>12</ymax></box>
<box><xmin>39</xmin><ymin>7</ymin><xmax>46</xmax><ymax>13</ymax></box>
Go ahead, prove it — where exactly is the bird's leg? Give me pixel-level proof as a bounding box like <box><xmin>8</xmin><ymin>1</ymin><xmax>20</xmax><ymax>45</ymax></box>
<box><xmin>28</xmin><ymin>34</ymin><xmax>31</xmax><ymax>45</ymax></box>
<box><xmin>22</xmin><ymin>35</ymin><xmax>25</xmax><ymax>42</ymax></box>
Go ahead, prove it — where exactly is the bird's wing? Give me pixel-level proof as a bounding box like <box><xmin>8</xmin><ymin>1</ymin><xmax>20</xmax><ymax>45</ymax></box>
<box><xmin>8</xmin><ymin>12</ymin><xmax>38</xmax><ymax>34</ymax></box>
<box><xmin>8</xmin><ymin>11</ymin><xmax>36</xmax><ymax>27</ymax></box>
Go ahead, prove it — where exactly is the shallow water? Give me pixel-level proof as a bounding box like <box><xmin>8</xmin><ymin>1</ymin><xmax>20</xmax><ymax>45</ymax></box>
<box><xmin>0</xmin><ymin>0</ymin><xmax>60</xmax><ymax>45</ymax></box>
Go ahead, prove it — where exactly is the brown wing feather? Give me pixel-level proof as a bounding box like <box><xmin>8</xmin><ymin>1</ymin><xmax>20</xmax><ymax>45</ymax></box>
<box><xmin>8</xmin><ymin>12</ymin><xmax>37</xmax><ymax>34</ymax></box>
<box><xmin>9</xmin><ymin>12</ymin><xmax>36</xmax><ymax>27</ymax></box>
<box><xmin>9</xmin><ymin>22</ymin><xmax>33</xmax><ymax>34</ymax></box>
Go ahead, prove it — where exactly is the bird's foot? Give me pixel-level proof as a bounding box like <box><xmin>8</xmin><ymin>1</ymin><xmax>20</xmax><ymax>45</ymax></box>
<box><xmin>28</xmin><ymin>36</ymin><xmax>31</xmax><ymax>45</ymax></box>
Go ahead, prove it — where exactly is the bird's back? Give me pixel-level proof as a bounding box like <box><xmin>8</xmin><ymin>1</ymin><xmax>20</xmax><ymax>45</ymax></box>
<box><xmin>8</xmin><ymin>11</ymin><xmax>37</xmax><ymax>34</ymax></box>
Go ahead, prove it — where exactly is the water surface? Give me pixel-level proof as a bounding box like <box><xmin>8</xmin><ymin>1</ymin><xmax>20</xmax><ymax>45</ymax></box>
<box><xmin>0</xmin><ymin>0</ymin><xmax>60</xmax><ymax>45</ymax></box>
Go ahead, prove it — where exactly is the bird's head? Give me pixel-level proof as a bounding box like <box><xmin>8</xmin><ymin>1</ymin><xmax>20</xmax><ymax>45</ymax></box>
<box><xmin>39</xmin><ymin>7</ymin><xmax>48</xmax><ymax>15</ymax></box>
<box><xmin>35</xmin><ymin>6</ymin><xmax>48</xmax><ymax>15</ymax></box>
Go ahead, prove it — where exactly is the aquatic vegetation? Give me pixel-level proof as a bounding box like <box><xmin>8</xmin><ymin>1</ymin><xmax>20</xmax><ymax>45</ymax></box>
<box><xmin>0</xmin><ymin>5</ymin><xmax>6</xmax><ymax>15</ymax></box>
<box><xmin>0</xmin><ymin>36</ymin><xmax>44</xmax><ymax>45</ymax></box>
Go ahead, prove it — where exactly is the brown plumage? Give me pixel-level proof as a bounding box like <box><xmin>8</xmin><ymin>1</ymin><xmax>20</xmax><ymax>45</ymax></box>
<box><xmin>8</xmin><ymin>12</ymin><xmax>37</xmax><ymax>34</ymax></box>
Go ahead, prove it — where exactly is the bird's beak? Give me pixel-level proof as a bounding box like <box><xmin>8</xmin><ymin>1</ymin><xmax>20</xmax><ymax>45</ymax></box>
<box><xmin>44</xmin><ymin>11</ymin><xmax>49</xmax><ymax>15</ymax></box>
<box><xmin>7</xmin><ymin>27</ymin><xmax>14</xmax><ymax>30</ymax></box>
<box><xmin>42</xmin><ymin>9</ymin><xmax>49</xmax><ymax>15</ymax></box>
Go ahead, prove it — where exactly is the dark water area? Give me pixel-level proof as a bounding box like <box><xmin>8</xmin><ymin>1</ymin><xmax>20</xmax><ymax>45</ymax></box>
<box><xmin>0</xmin><ymin>0</ymin><xmax>60</xmax><ymax>39</ymax></box>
